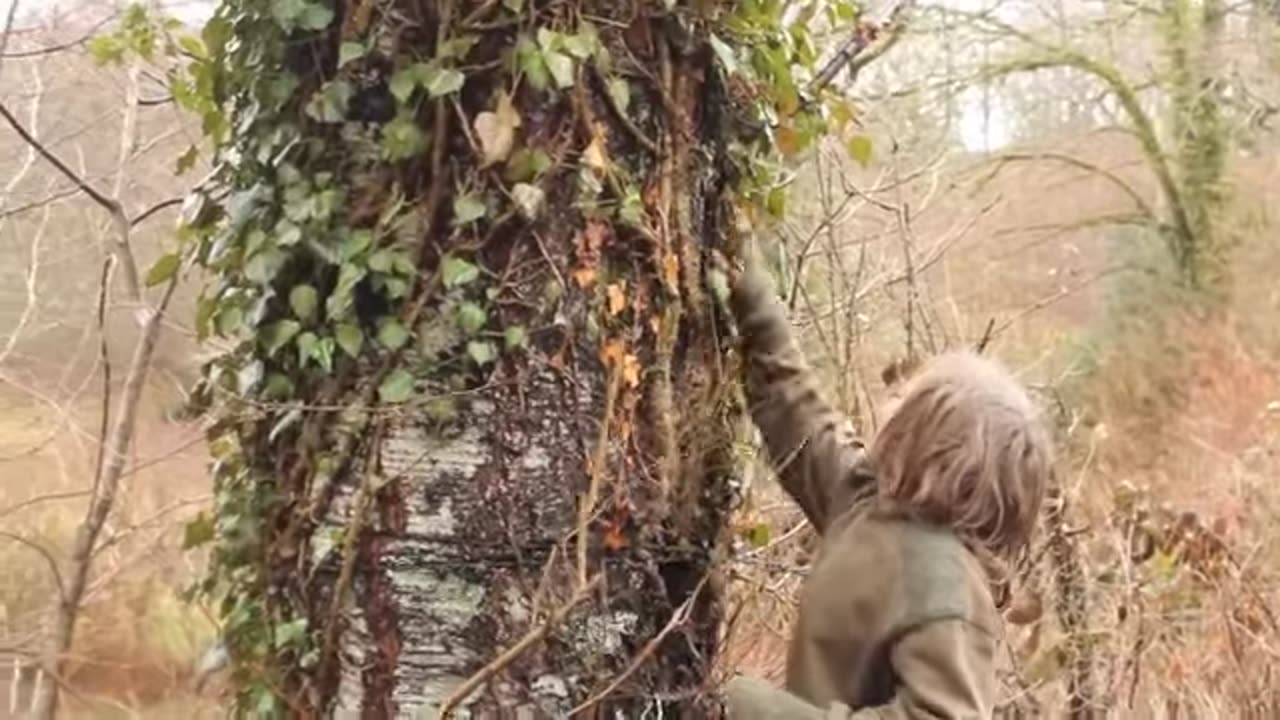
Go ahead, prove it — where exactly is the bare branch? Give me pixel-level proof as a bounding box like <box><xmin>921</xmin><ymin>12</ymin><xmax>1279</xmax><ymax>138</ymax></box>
<box><xmin>30</xmin><ymin>273</ymin><xmax>180</xmax><ymax>720</ymax></box>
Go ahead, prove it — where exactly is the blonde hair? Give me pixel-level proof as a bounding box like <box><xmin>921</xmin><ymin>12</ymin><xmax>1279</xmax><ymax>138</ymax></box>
<box><xmin>869</xmin><ymin>351</ymin><xmax>1051</xmax><ymax>563</ymax></box>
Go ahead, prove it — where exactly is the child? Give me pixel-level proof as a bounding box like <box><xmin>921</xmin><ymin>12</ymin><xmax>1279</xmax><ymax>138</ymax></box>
<box><xmin>722</xmin><ymin>252</ymin><xmax>1052</xmax><ymax>719</ymax></box>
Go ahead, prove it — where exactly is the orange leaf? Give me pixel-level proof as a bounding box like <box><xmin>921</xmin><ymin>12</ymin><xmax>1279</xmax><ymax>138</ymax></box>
<box><xmin>776</xmin><ymin>125</ymin><xmax>801</xmax><ymax>157</ymax></box>
<box><xmin>573</xmin><ymin>267</ymin><xmax>597</xmax><ymax>288</ymax></box>
<box><xmin>602</xmin><ymin>522</ymin><xmax>627</xmax><ymax>551</ymax></box>
<box><xmin>600</xmin><ymin>339</ymin><xmax>625</xmax><ymax>367</ymax></box>
<box><xmin>607</xmin><ymin>282</ymin><xmax>627</xmax><ymax>316</ymax></box>
<box><xmin>622</xmin><ymin>353</ymin><xmax>641</xmax><ymax>387</ymax></box>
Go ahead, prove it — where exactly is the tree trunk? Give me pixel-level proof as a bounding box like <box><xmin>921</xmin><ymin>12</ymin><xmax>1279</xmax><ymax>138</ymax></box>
<box><xmin>189</xmin><ymin>1</ymin><xmax>760</xmax><ymax>717</ymax></box>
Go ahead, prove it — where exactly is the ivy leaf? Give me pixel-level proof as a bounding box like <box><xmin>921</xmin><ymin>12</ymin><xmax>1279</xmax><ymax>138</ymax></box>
<box><xmin>145</xmin><ymin>252</ymin><xmax>180</xmax><ymax>287</ymax></box>
<box><xmin>543</xmin><ymin>50</ymin><xmax>575</xmax><ymax>89</ymax></box>
<box><xmin>389</xmin><ymin>68</ymin><xmax>417</xmax><ymax>103</ymax></box>
<box><xmin>244</xmin><ymin>248</ymin><xmax>286</xmax><ymax>285</ymax></box>
<box><xmin>276</xmin><ymin>220</ymin><xmax>302</xmax><ymax>246</ymax></box>
<box><xmin>442</xmin><ymin>256</ymin><xmax>480</xmax><ymax>288</ymax></box>
<box><xmin>503</xmin><ymin>0</ymin><xmax>525</xmax><ymax>10</ymax></box>
<box><xmin>456</xmin><ymin>302</ymin><xmax>487</xmax><ymax>335</ymax></box>
<box><xmin>326</xmin><ymin>263</ymin><xmax>366</xmax><ymax>320</ymax></box>
<box><xmin>305</xmin><ymin>80</ymin><xmax>351</xmax><ymax>123</ymax></box>
<box><xmin>289</xmin><ymin>284</ymin><xmax>319</xmax><ymax>321</ymax></box>
<box><xmin>274</xmin><ymin>618</ymin><xmax>309</xmax><ymax>648</ymax></box>
<box><xmin>846</xmin><ymin>135</ymin><xmax>874</xmax><ymax>167</ymax></box>
<box><xmin>503</xmin><ymin>325</ymin><xmax>528</xmax><ymax>351</ymax></box>
<box><xmin>377</xmin><ymin>317</ymin><xmax>410</xmax><ymax>349</ymax></box>
<box><xmin>338</xmin><ymin>40</ymin><xmax>368</xmax><ymax>68</ymax></box>
<box><xmin>335</xmin><ymin>322</ymin><xmax>364</xmax><ymax>357</ymax></box>
<box><xmin>298</xmin><ymin>3</ymin><xmax>335</xmax><ymax>30</ymax></box>
<box><xmin>260</xmin><ymin>320</ymin><xmax>302</xmax><ymax>357</ymax></box>
<box><xmin>516</xmin><ymin>36</ymin><xmax>549</xmax><ymax>90</ymax></box>
<box><xmin>467</xmin><ymin>340</ymin><xmax>498</xmax><ymax>366</ymax></box>
<box><xmin>511</xmin><ymin>183</ymin><xmax>545</xmax><ymax>220</ymax></box>
<box><xmin>381</xmin><ymin>116</ymin><xmax>427</xmax><ymax>160</ymax></box>
<box><xmin>424</xmin><ymin>67</ymin><xmax>465</xmax><ymax>98</ymax></box>
<box><xmin>182</xmin><ymin>512</ymin><xmax>216</xmax><ymax>549</ymax></box>
<box><xmin>437</xmin><ymin>35</ymin><xmax>479</xmax><ymax>60</ymax></box>
<box><xmin>217</xmin><ymin>305</ymin><xmax>243</xmax><ymax>336</ymax></box>
<box><xmin>378</xmin><ymin>369</ymin><xmax>415</xmax><ymax>403</ymax></box>
<box><xmin>367</xmin><ymin>249</ymin><xmax>394</xmax><ymax>273</ymax></box>
<box><xmin>295</xmin><ymin>331</ymin><xmax>319</xmax><ymax>365</ymax></box>
<box><xmin>474</xmin><ymin>91</ymin><xmax>521</xmax><ymax>168</ymax></box>
<box><xmin>607</xmin><ymin>77</ymin><xmax>630</xmax><ymax>113</ymax></box>
<box><xmin>452</xmin><ymin>193</ymin><xmax>486</xmax><ymax>226</ymax></box>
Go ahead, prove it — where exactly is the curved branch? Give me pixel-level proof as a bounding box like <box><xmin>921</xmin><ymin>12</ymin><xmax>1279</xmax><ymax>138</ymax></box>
<box><xmin>981</xmin><ymin>151</ymin><xmax>1158</xmax><ymax>222</ymax></box>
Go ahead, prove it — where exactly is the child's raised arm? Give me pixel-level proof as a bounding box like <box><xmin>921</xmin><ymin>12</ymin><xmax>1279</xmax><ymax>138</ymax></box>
<box><xmin>728</xmin><ymin>258</ymin><xmax>874</xmax><ymax>533</ymax></box>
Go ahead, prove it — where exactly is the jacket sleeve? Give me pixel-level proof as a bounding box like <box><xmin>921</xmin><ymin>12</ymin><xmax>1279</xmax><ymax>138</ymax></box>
<box><xmin>842</xmin><ymin>619</ymin><xmax>997</xmax><ymax>720</ymax></box>
<box><xmin>730</xmin><ymin>261</ymin><xmax>872</xmax><ymax>532</ymax></box>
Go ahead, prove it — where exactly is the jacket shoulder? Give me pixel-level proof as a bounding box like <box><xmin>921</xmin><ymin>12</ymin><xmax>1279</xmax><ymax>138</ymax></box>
<box><xmin>837</xmin><ymin>516</ymin><xmax>995</xmax><ymax>631</ymax></box>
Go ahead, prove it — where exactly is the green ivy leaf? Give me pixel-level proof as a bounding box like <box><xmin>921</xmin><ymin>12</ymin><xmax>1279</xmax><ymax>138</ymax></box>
<box><xmin>305</xmin><ymin>80</ymin><xmax>351</xmax><ymax>124</ymax></box>
<box><xmin>335</xmin><ymin>322</ymin><xmax>364</xmax><ymax>357</ymax></box>
<box><xmin>846</xmin><ymin>135</ymin><xmax>873</xmax><ymax>167</ymax></box>
<box><xmin>295</xmin><ymin>331</ymin><xmax>319</xmax><ymax>365</ymax></box>
<box><xmin>338</xmin><ymin>40</ymin><xmax>368</xmax><ymax>68</ymax></box>
<box><xmin>424</xmin><ymin>67</ymin><xmax>465</xmax><ymax>97</ymax></box>
<box><xmin>182</xmin><ymin>512</ymin><xmax>216</xmax><ymax>549</ymax></box>
<box><xmin>298</xmin><ymin>3</ymin><xmax>335</xmax><ymax>30</ymax></box>
<box><xmin>276</xmin><ymin>220</ymin><xmax>302</xmax><ymax>246</ymax></box>
<box><xmin>503</xmin><ymin>325</ymin><xmax>528</xmax><ymax>351</ymax></box>
<box><xmin>217</xmin><ymin>305</ymin><xmax>243</xmax><ymax>336</ymax></box>
<box><xmin>145</xmin><ymin>252</ymin><xmax>180</xmax><ymax>287</ymax></box>
<box><xmin>437</xmin><ymin>35</ymin><xmax>479</xmax><ymax>60</ymax></box>
<box><xmin>377</xmin><ymin>317</ymin><xmax>410</xmax><ymax>349</ymax></box>
<box><xmin>516</xmin><ymin>37</ymin><xmax>550</xmax><ymax>90</ymax></box>
<box><xmin>503</xmin><ymin>0</ymin><xmax>525</xmax><ymax>11</ymax></box>
<box><xmin>452</xmin><ymin>193</ymin><xmax>486</xmax><ymax>226</ymax></box>
<box><xmin>367</xmin><ymin>249</ymin><xmax>394</xmax><ymax>273</ymax></box>
<box><xmin>326</xmin><ymin>263</ymin><xmax>366</xmax><ymax>320</ymax></box>
<box><xmin>274</xmin><ymin>618</ymin><xmax>309</xmax><ymax>648</ymax></box>
<box><xmin>381</xmin><ymin>116</ymin><xmax>427</xmax><ymax>160</ymax></box>
<box><xmin>607</xmin><ymin>77</ymin><xmax>630</xmax><ymax>113</ymax></box>
<box><xmin>87</xmin><ymin>35</ymin><xmax>126</xmax><ymax>65</ymax></box>
<box><xmin>289</xmin><ymin>284</ymin><xmax>319</xmax><ymax>321</ymax></box>
<box><xmin>441</xmin><ymin>256</ymin><xmax>480</xmax><ymax>288</ymax></box>
<box><xmin>467</xmin><ymin>340</ymin><xmax>498</xmax><ymax>366</ymax></box>
<box><xmin>456</xmin><ymin>302</ymin><xmax>487</xmax><ymax>335</ymax></box>
<box><xmin>543</xmin><ymin>50</ymin><xmax>575</xmax><ymax>89</ymax></box>
<box><xmin>260</xmin><ymin>320</ymin><xmax>302</xmax><ymax>357</ymax></box>
<box><xmin>389</xmin><ymin>68</ymin><xmax>417</xmax><ymax>103</ymax></box>
<box><xmin>378</xmin><ymin>368</ymin><xmax>415</xmax><ymax>403</ymax></box>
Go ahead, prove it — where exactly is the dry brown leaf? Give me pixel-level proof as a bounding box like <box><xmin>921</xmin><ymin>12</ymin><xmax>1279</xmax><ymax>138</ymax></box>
<box><xmin>474</xmin><ymin>91</ymin><xmax>521</xmax><ymax>168</ymax></box>
<box><xmin>607</xmin><ymin>281</ymin><xmax>627</xmax><ymax>316</ymax></box>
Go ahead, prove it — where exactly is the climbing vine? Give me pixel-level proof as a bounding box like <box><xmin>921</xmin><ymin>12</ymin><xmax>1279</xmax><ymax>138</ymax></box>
<box><xmin>90</xmin><ymin>0</ymin><xmax>888</xmax><ymax>714</ymax></box>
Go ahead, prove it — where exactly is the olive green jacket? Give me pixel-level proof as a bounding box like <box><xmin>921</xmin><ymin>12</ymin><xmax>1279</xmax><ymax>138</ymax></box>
<box><xmin>727</xmin><ymin>263</ymin><xmax>1001</xmax><ymax>719</ymax></box>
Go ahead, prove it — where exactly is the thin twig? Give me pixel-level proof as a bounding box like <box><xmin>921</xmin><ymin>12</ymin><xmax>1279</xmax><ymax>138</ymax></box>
<box><xmin>577</xmin><ymin>363</ymin><xmax>621</xmax><ymax>587</ymax></box>
<box><xmin>568</xmin><ymin>574</ymin><xmax>710</xmax><ymax>716</ymax></box>
<box><xmin>438</xmin><ymin>574</ymin><xmax>603</xmax><ymax>717</ymax></box>
<box><xmin>0</xmin><ymin>100</ymin><xmax>141</xmax><ymax>303</ymax></box>
<box><xmin>0</xmin><ymin>532</ymin><xmax>67</xmax><ymax>604</ymax></box>
<box><xmin>30</xmin><ymin>275</ymin><xmax>179</xmax><ymax>720</ymax></box>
